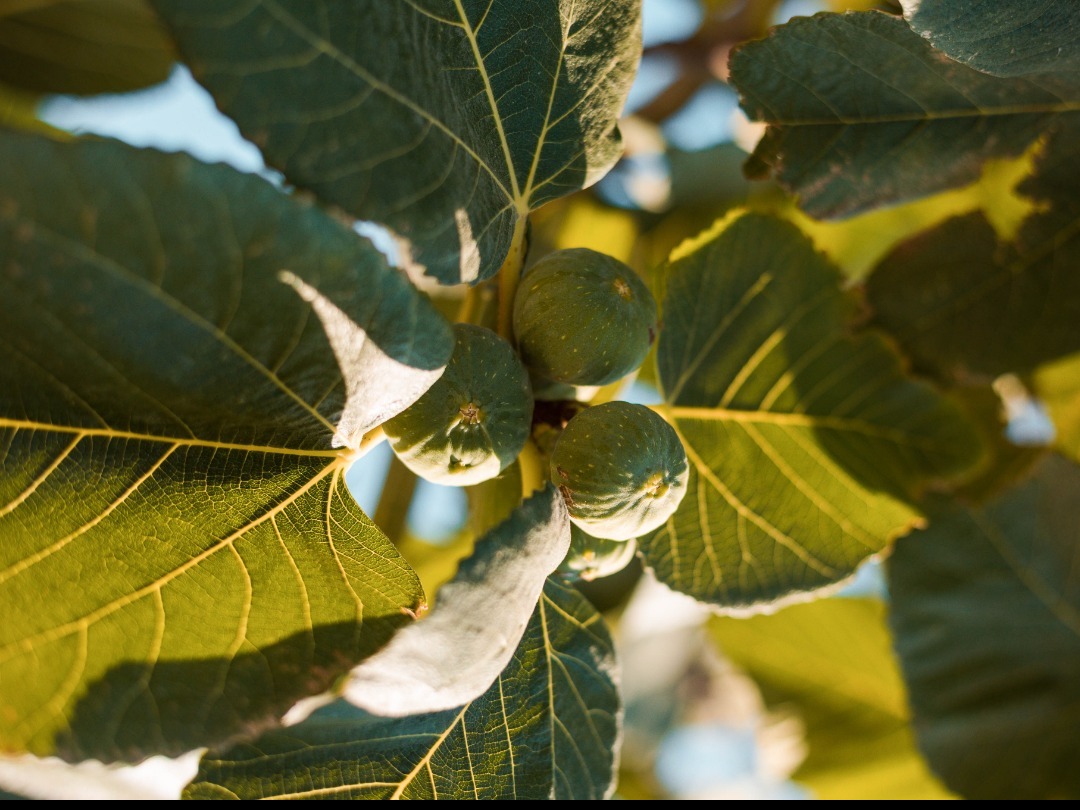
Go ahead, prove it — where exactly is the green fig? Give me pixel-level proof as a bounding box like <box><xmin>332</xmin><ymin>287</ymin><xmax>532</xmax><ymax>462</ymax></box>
<box><xmin>513</xmin><ymin>248</ymin><xmax>657</xmax><ymax>386</ymax></box>
<box><xmin>384</xmin><ymin>324</ymin><xmax>532</xmax><ymax>486</ymax></box>
<box><xmin>559</xmin><ymin>526</ymin><xmax>638</xmax><ymax>582</ymax></box>
<box><xmin>550</xmin><ymin>401</ymin><xmax>688</xmax><ymax>541</ymax></box>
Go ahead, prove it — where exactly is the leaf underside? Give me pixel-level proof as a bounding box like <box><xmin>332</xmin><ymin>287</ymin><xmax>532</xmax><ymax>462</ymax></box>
<box><xmin>150</xmin><ymin>0</ymin><xmax>642</xmax><ymax>284</ymax></box>
<box><xmin>888</xmin><ymin>455</ymin><xmax>1080</xmax><ymax>800</ymax></box>
<box><xmin>183</xmin><ymin>577</ymin><xmax>620</xmax><ymax>800</ymax></box>
<box><xmin>729</xmin><ymin>11</ymin><xmax>1080</xmax><ymax>218</ymax></box>
<box><xmin>639</xmin><ymin>213</ymin><xmax>981</xmax><ymax>609</ymax></box>
<box><xmin>0</xmin><ymin>131</ymin><xmax>453</xmax><ymax>761</ymax></box>
<box><xmin>902</xmin><ymin>0</ymin><xmax>1080</xmax><ymax>78</ymax></box>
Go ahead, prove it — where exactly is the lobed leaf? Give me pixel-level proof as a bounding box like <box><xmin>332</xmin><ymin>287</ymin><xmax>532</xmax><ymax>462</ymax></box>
<box><xmin>729</xmin><ymin>11</ymin><xmax>1080</xmax><ymax>218</ymax></box>
<box><xmin>639</xmin><ymin>212</ymin><xmax>981</xmax><ymax>609</ymax></box>
<box><xmin>0</xmin><ymin>0</ymin><xmax>174</xmax><ymax>95</ymax></box>
<box><xmin>183</xmin><ymin>577</ymin><xmax>621</xmax><ymax>800</ymax></box>
<box><xmin>902</xmin><ymin>0</ymin><xmax>1080</xmax><ymax>78</ymax></box>
<box><xmin>888</xmin><ymin>455</ymin><xmax>1080</xmax><ymax>800</ymax></box>
<box><xmin>0</xmin><ymin>131</ymin><xmax>453</xmax><ymax>761</ymax></box>
<box><xmin>150</xmin><ymin>0</ymin><xmax>642</xmax><ymax>285</ymax></box>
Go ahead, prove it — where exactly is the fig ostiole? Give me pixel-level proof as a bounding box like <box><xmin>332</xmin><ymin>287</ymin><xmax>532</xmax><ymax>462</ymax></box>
<box><xmin>384</xmin><ymin>324</ymin><xmax>533</xmax><ymax>486</ymax></box>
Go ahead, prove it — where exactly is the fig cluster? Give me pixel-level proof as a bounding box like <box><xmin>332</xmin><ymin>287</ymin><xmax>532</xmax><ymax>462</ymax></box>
<box><xmin>382</xmin><ymin>248</ymin><xmax>687</xmax><ymax>581</ymax></box>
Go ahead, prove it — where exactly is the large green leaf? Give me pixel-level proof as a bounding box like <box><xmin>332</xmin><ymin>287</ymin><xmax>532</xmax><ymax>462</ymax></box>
<box><xmin>728</xmin><ymin>11</ymin><xmax>1079</xmax><ymax>218</ymax></box>
<box><xmin>183</xmin><ymin>576</ymin><xmax>620</xmax><ymax>800</ymax></box>
<box><xmin>868</xmin><ymin>118</ymin><xmax>1080</xmax><ymax>380</ymax></box>
<box><xmin>888</xmin><ymin>455</ymin><xmax>1080</xmax><ymax>800</ymax></box>
<box><xmin>0</xmin><ymin>0</ymin><xmax>174</xmax><ymax>95</ymax></box>
<box><xmin>711</xmin><ymin>598</ymin><xmax>952</xmax><ymax>800</ymax></box>
<box><xmin>639</xmin><ymin>212</ymin><xmax>980</xmax><ymax>609</ymax></box>
<box><xmin>150</xmin><ymin>0</ymin><xmax>642</xmax><ymax>285</ymax></box>
<box><xmin>0</xmin><ymin>131</ymin><xmax>454</xmax><ymax>761</ymax></box>
<box><xmin>902</xmin><ymin>0</ymin><xmax>1080</xmax><ymax>77</ymax></box>
<box><xmin>336</xmin><ymin>485</ymin><xmax>571</xmax><ymax>718</ymax></box>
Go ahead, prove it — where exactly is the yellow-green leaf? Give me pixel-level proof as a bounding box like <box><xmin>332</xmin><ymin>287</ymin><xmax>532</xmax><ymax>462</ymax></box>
<box><xmin>183</xmin><ymin>577</ymin><xmax>620</xmax><ymax>800</ymax></box>
<box><xmin>640</xmin><ymin>212</ymin><xmax>981</xmax><ymax>609</ymax></box>
<box><xmin>0</xmin><ymin>0</ymin><xmax>173</xmax><ymax>95</ymax></box>
<box><xmin>711</xmin><ymin>598</ymin><xmax>953</xmax><ymax>800</ymax></box>
<box><xmin>0</xmin><ymin>131</ymin><xmax>454</xmax><ymax>761</ymax></box>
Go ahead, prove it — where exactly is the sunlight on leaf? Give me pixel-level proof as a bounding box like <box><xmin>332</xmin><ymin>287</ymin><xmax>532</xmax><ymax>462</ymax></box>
<box><xmin>711</xmin><ymin>598</ymin><xmax>953</xmax><ymax>800</ymax></box>
<box><xmin>151</xmin><ymin>0</ymin><xmax>642</xmax><ymax>284</ymax></box>
<box><xmin>730</xmin><ymin>11</ymin><xmax>1080</xmax><ymax>218</ymax></box>
<box><xmin>328</xmin><ymin>485</ymin><xmax>571</xmax><ymax>719</ymax></box>
<box><xmin>184</xmin><ymin>577</ymin><xmax>620</xmax><ymax>800</ymax></box>
<box><xmin>0</xmin><ymin>0</ymin><xmax>173</xmax><ymax>95</ymax></box>
<box><xmin>0</xmin><ymin>131</ymin><xmax>453</xmax><ymax>761</ymax></box>
<box><xmin>639</xmin><ymin>212</ymin><xmax>981</xmax><ymax>609</ymax></box>
<box><xmin>869</xmin><ymin>119</ymin><xmax>1080</xmax><ymax>380</ymax></box>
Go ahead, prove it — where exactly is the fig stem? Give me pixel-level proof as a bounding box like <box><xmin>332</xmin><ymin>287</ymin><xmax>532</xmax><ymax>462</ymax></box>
<box><xmin>496</xmin><ymin>216</ymin><xmax>528</xmax><ymax>341</ymax></box>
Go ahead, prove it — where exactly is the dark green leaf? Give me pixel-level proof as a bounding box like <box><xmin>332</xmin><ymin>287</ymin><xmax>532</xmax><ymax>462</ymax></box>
<box><xmin>729</xmin><ymin>11</ymin><xmax>1079</xmax><ymax>218</ymax></box>
<box><xmin>902</xmin><ymin>0</ymin><xmax>1080</xmax><ymax>77</ymax></box>
<box><xmin>711</xmin><ymin>598</ymin><xmax>952</xmax><ymax>800</ymax></box>
<box><xmin>0</xmin><ymin>0</ymin><xmax>173</xmax><ymax>95</ymax></box>
<box><xmin>0</xmin><ymin>131</ymin><xmax>454</xmax><ymax>761</ymax></box>
<box><xmin>183</xmin><ymin>577</ymin><xmax>620</xmax><ymax>800</ymax></box>
<box><xmin>150</xmin><ymin>0</ymin><xmax>642</xmax><ymax>285</ymax></box>
<box><xmin>868</xmin><ymin>119</ymin><xmax>1080</xmax><ymax>380</ymax></box>
<box><xmin>640</xmin><ymin>212</ymin><xmax>981</xmax><ymax>609</ymax></box>
<box><xmin>336</xmin><ymin>485</ymin><xmax>571</xmax><ymax>718</ymax></box>
<box><xmin>888</xmin><ymin>455</ymin><xmax>1080</xmax><ymax>800</ymax></box>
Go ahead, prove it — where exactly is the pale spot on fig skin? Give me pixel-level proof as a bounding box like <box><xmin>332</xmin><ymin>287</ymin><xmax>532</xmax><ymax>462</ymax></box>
<box><xmin>613</xmin><ymin>277</ymin><xmax>633</xmax><ymax>301</ymax></box>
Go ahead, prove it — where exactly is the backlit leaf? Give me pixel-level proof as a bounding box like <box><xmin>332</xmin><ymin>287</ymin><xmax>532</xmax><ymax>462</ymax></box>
<box><xmin>729</xmin><ymin>11</ymin><xmax>1080</xmax><ymax>218</ymax></box>
<box><xmin>639</xmin><ymin>212</ymin><xmax>980</xmax><ymax>609</ymax></box>
<box><xmin>711</xmin><ymin>598</ymin><xmax>953</xmax><ymax>800</ymax></box>
<box><xmin>0</xmin><ymin>0</ymin><xmax>174</xmax><ymax>95</ymax></box>
<box><xmin>183</xmin><ymin>577</ymin><xmax>620</xmax><ymax>800</ymax></box>
<box><xmin>888</xmin><ymin>455</ymin><xmax>1080</xmax><ymax>800</ymax></box>
<box><xmin>0</xmin><ymin>131</ymin><xmax>454</xmax><ymax>761</ymax></box>
<box><xmin>151</xmin><ymin>0</ymin><xmax>642</xmax><ymax>285</ymax></box>
<box><xmin>868</xmin><ymin>118</ymin><xmax>1080</xmax><ymax>380</ymax></box>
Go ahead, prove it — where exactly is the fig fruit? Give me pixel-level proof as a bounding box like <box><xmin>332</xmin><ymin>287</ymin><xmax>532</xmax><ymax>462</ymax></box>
<box><xmin>559</xmin><ymin>526</ymin><xmax>638</xmax><ymax>582</ymax></box>
<box><xmin>513</xmin><ymin>248</ymin><xmax>657</xmax><ymax>386</ymax></box>
<box><xmin>384</xmin><ymin>324</ymin><xmax>532</xmax><ymax>486</ymax></box>
<box><xmin>550</xmin><ymin>401</ymin><xmax>688</xmax><ymax>541</ymax></box>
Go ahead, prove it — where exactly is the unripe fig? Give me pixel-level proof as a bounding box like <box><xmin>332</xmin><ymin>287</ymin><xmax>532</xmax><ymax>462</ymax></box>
<box><xmin>550</xmin><ymin>401</ymin><xmax>688</xmax><ymax>541</ymax></box>
<box><xmin>513</xmin><ymin>248</ymin><xmax>657</xmax><ymax>386</ymax></box>
<box><xmin>384</xmin><ymin>324</ymin><xmax>532</xmax><ymax>486</ymax></box>
<box><xmin>559</xmin><ymin>526</ymin><xmax>638</xmax><ymax>582</ymax></box>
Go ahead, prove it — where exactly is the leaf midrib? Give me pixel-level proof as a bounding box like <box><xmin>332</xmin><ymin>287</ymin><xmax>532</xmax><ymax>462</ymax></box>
<box><xmin>0</xmin><ymin>418</ymin><xmax>344</xmax><ymax>459</ymax></box>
